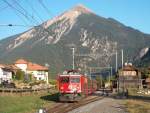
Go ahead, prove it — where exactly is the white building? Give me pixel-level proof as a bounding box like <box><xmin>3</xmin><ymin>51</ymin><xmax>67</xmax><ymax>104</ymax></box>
<box><xmin>0</xmin><ymin>64</ymin><xmax>13</xmax><ymax>84</ymax></box>
<box><xmin>14</xmin><ymin>59</ymin><xmax>49</xmax><ymax>84</ymax></box>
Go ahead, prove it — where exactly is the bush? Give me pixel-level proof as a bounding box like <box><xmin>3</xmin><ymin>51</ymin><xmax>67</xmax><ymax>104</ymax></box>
<box><xmin>29</xmin><ymin>80</ymin><xmax>46</xmax><ymax>86</ymax></box>
<box><xmin>49</xmin><ymin>79</ymin><xmax>57</xmax><ymax>85</ymax></box>
<box><xmin>28</xmin><ymin>73</ymin><xmax>32</xmax><ymax>82</ymax></box>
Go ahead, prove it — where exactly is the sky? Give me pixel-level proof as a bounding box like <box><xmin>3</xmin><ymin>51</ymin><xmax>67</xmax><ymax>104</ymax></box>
<box><xmin>0</xmin><ymin>0</ymin><xmax>150</xmax><ymax>40</ymax></box>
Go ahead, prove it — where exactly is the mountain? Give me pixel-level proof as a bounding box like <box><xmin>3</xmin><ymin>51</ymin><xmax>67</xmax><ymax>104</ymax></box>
<box><xmin>135</xmin><ymin>47</ymin><xmax>150</xmax><ymax>67</ymax></box>
<box><xmin>0</xmin><ymin>4</ymin><xmax>150</xmax><ymax>75</ymax></box>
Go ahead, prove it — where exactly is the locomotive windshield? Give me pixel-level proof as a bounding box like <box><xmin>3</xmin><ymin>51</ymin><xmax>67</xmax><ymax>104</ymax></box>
<box><xmin>70</xmin><ymin>77</ymin><xmax>80</xmax><ymax>83</ymax></box>
<box><xmin>60</xmin><ymin>77</ymin><xmax>69</xmax><ymax>83</ymax></box>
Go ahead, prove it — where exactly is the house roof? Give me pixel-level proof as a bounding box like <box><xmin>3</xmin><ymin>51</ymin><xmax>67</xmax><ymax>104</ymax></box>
<box><xmin>0</xmin><ymin>64</ymin><xmax>5</xmax><ymax>68</ymax></box>
<box><xmin>14</xmin><ymin>59</ymin><xmax>49</xmax><ymax>71</ymax></box>
<box><xmin>0</xmin><ymin>64</ymin><xmax>13</xmax><ymax>71</ymax></box>
<box><xmin>8</xmin><ymin>65</ymin><xmax>20</xmax><ymax>70</ymax></box>
<box><xmin>15</xmin><ymin>59</ymin><xmax>28</xmax><ymax>64</ymax></box>
<box><xmin>27</xmin><ymin>62</ymin><xmax>48</xmax><ymax>71</ymax></box>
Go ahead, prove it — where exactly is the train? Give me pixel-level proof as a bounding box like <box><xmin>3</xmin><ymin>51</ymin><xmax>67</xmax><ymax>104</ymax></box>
<box><xmin>57</xmin><ymin>70</ymin><xmax>97</xmax><ymax>101</ymax></box>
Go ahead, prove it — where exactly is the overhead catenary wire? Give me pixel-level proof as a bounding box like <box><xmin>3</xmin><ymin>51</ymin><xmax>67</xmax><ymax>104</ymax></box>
<box><xmin>2</xmin><ymin>0</ymin><xmax>36</xmax><ymax>25</ymax></box>
<box><xmin>2</xmin><ymin>0</ymin><xmax>55</xmax><ymax>40</ymax></box>
<box><xmin>1</xmin><ymin>0</ymin><xmax>28</xmax><ymax>25</ymax></box>
<box><xmin>12</xmin><ymin>0</ymin><xmax>40</xmax><ymax>25</ymax></box>
<box><xmin>0</xmin><ymin>5</ymin><xmax>9</xmax><ymax>12</ymax></box>
<box><xmin>26</xmin><ymin>0</ymin><xmax>44</xmax><ymax>23</ymax></box>
<box><xmin>0</xmin><ymin>1</ymin><xmax>7</xmax><ymax>8</ymax></box>
<box><xmin>0</xmin><ymin>24</ymin><xmax>35</xmax><ymax>27</ymax></box>
<box><xmin>38</xmin><ymin>0</ymin><xmax>54</xmax><ymax>17</ymax></box>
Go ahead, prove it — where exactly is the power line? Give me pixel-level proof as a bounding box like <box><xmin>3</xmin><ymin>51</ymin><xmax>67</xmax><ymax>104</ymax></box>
<box><xmin>2</xmin><ymin>0</ymin><xmax>28</xmax><ymax>25</ymax></box>
<box><xmin>12</xmin><ymin>0</ymin><xmax>40</xmax><ymax>25</ymax></box>
<box><xmin>2</xmin><ymin>0</ymin><xmax>53</xmax><ymax>40</ymax></box>
<box><xmin>2</xmin><ymin>0</ymin><xmax>35</xmax><ymax>25</ymax></box>
<box><xmin>26</xmin><ymin>0</ymin><xmax>44</xmax><ymax>23</ymax></box>
<box><xmin>0</xmin><ymin>24</ymin><xmax>34</xmax><ymax>27</ymax></box>
<box><xmin>9</xmin><ymin>0</ymin><xmax>52</xmax><ymax>38</ymax></box>
<box><xmin>38</xmin><ymin>0</ymin><xmax>54</xmax><ymax>17</ymax></box>
<box><xmin>0</xmin><ymin>5</ymin><xmax>9</xmax><ymax>12</ymax></box>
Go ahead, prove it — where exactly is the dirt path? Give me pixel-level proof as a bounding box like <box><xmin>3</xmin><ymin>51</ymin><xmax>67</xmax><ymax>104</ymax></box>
<box><xmin>68</xmin><ymin>97</ymin><xmax>128</xmax><ymax>113</ymax></box>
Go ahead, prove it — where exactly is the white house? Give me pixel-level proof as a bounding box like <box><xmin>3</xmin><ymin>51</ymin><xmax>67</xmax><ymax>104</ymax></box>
<box><xmin>15</xmin><ymin>59</ymin><xmax>28</xmax><ymax>72</ymax></box>
<box><xmin>14</xmin><ymin>59</ymin><xmax>49</xmax><ymax>84</ymax></box>
<box><xmin>0</xmin><ymin>64</ymin><xmax>13</xmax><ymax>84</ymax></box>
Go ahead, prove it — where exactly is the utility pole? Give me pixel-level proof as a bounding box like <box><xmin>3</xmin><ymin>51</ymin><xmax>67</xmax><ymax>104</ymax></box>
<box><xmin>71</xmin><ymin>47</ymin><xmax>75</xmax><ymax>70</ymax></box>
<box><xmin>115</xmin><ymin>51</ymin><xmax>118</xmax><ymax>72</ymax></box>
<box><xmin>121</xmin><ymin>49</ymin><xmax>124</xmax><ymax>69</ymax></box>
<box><xmin>110</xmin><ymin>66</ymin><xmax>112</xmax><ymax>79</ymax></box>
<box><xmin>121</xmin><ymin>49</ymin><xmax>125</xmax><ymax>94</ymax></box>
<box><xmin>89</xmin><ymin>67</ymin><xmax>92</xmax><ymax>80</ymax></box>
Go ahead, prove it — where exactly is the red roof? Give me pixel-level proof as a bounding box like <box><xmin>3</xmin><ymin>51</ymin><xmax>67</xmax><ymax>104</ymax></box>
<box><xmin>15</xmin><ymin>59</ymin><xmax>49</xmax><ymax>71</ymax></box>
<box><xmin>27</xmin><ymin>62</ymin><xmax>48</xmax><ymax>71</ymax></box>
<box><xmin>15</xmin><ymin>59</ymin><xmax>28</xmax><ymax>64</ymax></box>
<box><xmin>0</xmin><ymin>64</ymin><xmax>5</xmax><ymax>68</ymax></box>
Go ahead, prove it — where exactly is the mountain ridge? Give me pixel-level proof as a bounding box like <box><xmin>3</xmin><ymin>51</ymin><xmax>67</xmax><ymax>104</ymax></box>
<box><xmin>0</xmin><ymin>4</ymin><xmax>150</xmax><ymax>75</ymax></box>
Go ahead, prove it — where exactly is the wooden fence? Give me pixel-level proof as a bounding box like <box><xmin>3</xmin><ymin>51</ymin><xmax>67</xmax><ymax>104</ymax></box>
<box><xmin>0</xmin><ymin>87</ymin><xmax>57</xmax><ymax>95</ymax></box>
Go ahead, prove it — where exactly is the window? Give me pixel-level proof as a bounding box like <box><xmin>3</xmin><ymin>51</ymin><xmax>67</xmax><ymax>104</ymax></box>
<box><xmin>3</xmin><ymin>71</ymin><xmax>8</xmax><ymax>76</ymax></box>
<box><xmin>70</xmin><ymin>77</ymin><xmax>80</xmax><ymax>83</ymax></box>
<box><xmin>60</xmin><ymin>77</ymin><xmax>69</xmax><ymax>83</ymax></box>
<box><xmin>38</xmin><ymin>71</ymin><xmax>45</xmax><ymax>75</ymax></box>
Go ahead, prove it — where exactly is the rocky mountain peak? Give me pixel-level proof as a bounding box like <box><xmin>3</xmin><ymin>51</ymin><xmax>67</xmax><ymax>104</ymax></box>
<box><xmin>44</xmin><ymin>4</ymin><xmax>92</xmax><ymax>28</ymax></box>
<box><xmin>1</xmin><ymin>3</ymin><xmax>150</xmax><ymax>70</ymax></box>
<box><xmin>5</xmin><ymin>4</ymin><xmax>95</xmax><ymax>50</ymax></box>
<box><xmin>71</xmin><ymin>4</ymin><xmax>92</xmax><ymax>14</ymax></box>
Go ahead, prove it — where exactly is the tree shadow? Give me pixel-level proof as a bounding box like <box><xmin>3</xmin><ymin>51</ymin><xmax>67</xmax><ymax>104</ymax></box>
<box><xmin>40</xmin><ymin>93</ymin><xmax>59</xmax><ymax>102</ymax></box>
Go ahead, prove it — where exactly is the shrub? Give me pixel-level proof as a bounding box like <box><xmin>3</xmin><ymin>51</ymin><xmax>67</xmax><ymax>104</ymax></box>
<box><xmin>28</xmin><ymin>73</ymin><xmax>33</xmax><ymax>82</ymax></box>
<box><xmin>29</xmin><ymin>80</ymin><xmax>46</xmax><ymax>86</ymax></box>
<box><xmin>49</xmin><ymin>79</ymin><xmax>57</xmax><ymax>85</ymax></box>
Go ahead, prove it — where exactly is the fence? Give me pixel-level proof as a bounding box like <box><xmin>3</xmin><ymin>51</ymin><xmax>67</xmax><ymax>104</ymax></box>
<box><xmin>0</xmin><ymin>87</ymin><xmax>56</xmax><ymax>95</ymax></box>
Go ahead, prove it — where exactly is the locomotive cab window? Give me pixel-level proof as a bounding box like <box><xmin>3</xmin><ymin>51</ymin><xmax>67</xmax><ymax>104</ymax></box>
<box><xmin>60</xmin><ymin>77</ymin><xmax>69</xmax><ymax>83</ymax></box>
<box><xmin>70</xmin><ymin>77</ymin><xmax>80</xmax><ymax>83</ymax></box>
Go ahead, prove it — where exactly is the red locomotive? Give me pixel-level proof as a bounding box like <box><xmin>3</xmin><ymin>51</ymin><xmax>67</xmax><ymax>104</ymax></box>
<box><xmin>57</xmin><ymin>70</ymin><xmax>97</xmax><ymax>101</ymax></box>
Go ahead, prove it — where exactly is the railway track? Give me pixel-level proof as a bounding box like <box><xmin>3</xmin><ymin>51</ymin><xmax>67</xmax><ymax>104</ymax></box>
<box><xmin>47</xmin><ymin>95</ymin><xmax>104</xmax><ymax>113</ymax></box>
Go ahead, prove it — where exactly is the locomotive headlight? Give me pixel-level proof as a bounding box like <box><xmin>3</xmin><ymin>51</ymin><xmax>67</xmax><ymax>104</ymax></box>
<box><xmin>72</xmin><ymin>87</ymin><xmax>77</xmax><ymax>92</ymax></box>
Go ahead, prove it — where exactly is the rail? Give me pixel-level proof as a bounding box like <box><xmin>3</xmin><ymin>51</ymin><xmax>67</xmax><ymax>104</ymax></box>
<box><xmin>47</xmin><ymin>95</ymin><xmax>104</xmax><ymax>113</ymax></box>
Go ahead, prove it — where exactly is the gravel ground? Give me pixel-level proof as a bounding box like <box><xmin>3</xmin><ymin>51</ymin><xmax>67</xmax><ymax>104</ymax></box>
<box><xmin>68</xmin><ymin>97</ymin><xmax>128</xmax><ymax>113</ymax></box>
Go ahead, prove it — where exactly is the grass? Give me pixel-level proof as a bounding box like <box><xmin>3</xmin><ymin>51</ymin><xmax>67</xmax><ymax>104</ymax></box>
<box><xmin>0</xmin><ymin>92</ymin><xmax>58</xmax><ymax>113</ymax></box>
<box><xmin>124</xmin><ymin>99</ymin><xmax>150</xmax><ymax>113</ymax></box>
<box><xmin>121</xmin><ymin>88</ymin><xmax>150</xmax><ymax>113</ymax></box>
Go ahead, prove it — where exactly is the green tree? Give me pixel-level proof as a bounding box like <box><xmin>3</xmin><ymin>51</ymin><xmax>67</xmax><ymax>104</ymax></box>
<box><xmin>141</xmin><ymin>68</ymin><xmax>150</xmax><ymax>79</ymax></box>
<box><xmin>15</xmin><ymin>70</ymin><xmax>25</xmax><ymax>80</ymax></box>
<box><xmin>12</xmin><ymin>72</ymin><xmax>16</xmax><ymax>80</ymax></box>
